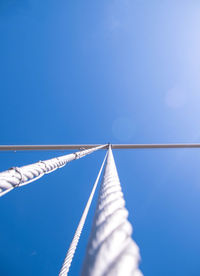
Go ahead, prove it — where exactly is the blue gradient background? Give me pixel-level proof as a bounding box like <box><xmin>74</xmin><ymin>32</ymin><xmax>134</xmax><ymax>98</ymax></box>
<box><xmin>0</xmin><ymin>1</ymin><xmax>200</xmax><ymax>275</ymax></box>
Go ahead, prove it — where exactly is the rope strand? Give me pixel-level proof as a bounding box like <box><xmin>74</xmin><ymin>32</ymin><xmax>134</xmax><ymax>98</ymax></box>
<box><xmin>59</xmin><ymin>151</ymin><xmax>108</xmax><ymax>276</ymax></box>
<box><xmin>81</xmin><ymin>146</ymin><xmax>143</xmax><ymax>276</ymax></box>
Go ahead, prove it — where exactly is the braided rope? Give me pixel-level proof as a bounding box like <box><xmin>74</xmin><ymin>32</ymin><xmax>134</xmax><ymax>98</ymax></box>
<box><xmin>59</xmin><ymin>151</ymin><xmax>108</xmax><ymax>276</ymax></box>
<box><xmin>0</xmin><ymin>145</ymin><xmax>106</xmax><ymax>197</ymax></box>
<box><xmin>81</xmin><ymin>146</ymin><xmax>143</xmax><ymax>276</ymax></box>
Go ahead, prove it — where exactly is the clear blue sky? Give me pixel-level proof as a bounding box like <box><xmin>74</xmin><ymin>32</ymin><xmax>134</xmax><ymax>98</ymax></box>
<box><xmin>0</xmin><ymin>0</ymin><xmax>200</xmax><ymax>275</ymax></box>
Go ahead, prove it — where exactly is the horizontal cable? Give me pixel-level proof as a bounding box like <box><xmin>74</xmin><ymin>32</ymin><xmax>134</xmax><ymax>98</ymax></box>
<box><xmin>0</xmin><ymin>143</ymin><xmax>200</xmax><ymax>151</ymax></box>
<box><xmin>0</xmin><ymin>145</ymin><xmax>106</xmax><ymax>197</ymax></box>
<box><xmin>112</xmin><ymin>143</ymin><xmax>200</xmax><ymax>149</ymax></box>
<box><xmin>0</xmin><ymin>145</ymin><xmax>107</xmax><ymax>151</ymax></box>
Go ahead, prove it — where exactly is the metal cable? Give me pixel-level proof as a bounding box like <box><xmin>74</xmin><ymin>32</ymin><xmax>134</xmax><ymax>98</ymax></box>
<box><xmin>1</xmin><ymin>143</ymin><xmax>200</xmax><ymax>151</ymax></box>
<box><xmin>0</xmin><ymin>145</ymin><xmax>107</xmax><ymax>197</ymax></box>
<box><xmin>59</xmin><ymin>151</ymin><xmax>108</xmax><ymax>276</ymax></box>
<box><xmin>81</xmin><ymin>146</ymin><xmax>143</xmax><ymax>276</ymax></box>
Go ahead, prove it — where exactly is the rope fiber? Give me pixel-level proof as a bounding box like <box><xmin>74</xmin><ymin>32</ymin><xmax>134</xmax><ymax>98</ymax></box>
<box><xmin>0</xmin><ymin>145</ymin><xmax>106</xmax><ymax>197</ymax></box>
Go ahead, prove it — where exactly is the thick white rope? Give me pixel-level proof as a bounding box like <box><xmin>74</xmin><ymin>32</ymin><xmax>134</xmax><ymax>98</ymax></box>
<box><xmin>81</xmin><ymin>146</ymin><xmax>143</xmax><ymax>276</ymax></box>
<box><xmin>0</xmin><ymin>145</ymin><xmax>106</xmax><ymax>197</ymax></box>
<box><xmin>59</xmin><ymin>151</ymin><xmax>108</xmax><ymax>276</ymax></box>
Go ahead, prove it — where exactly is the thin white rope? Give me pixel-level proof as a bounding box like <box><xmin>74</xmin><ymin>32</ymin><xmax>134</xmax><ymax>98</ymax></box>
<box><xmin>81</xmin><ymin>146</ymin><xmax>143</xmax><ymax>276</ymax></box>
<box><xmin>59</xmin><ymin>151</ymin><xmax>108</xmax><ymax>276</ymax></box>
<box><xmin>0</xmin><ymin>145</ymin><xmax>106</xmax><ymax>197</ymax></box>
